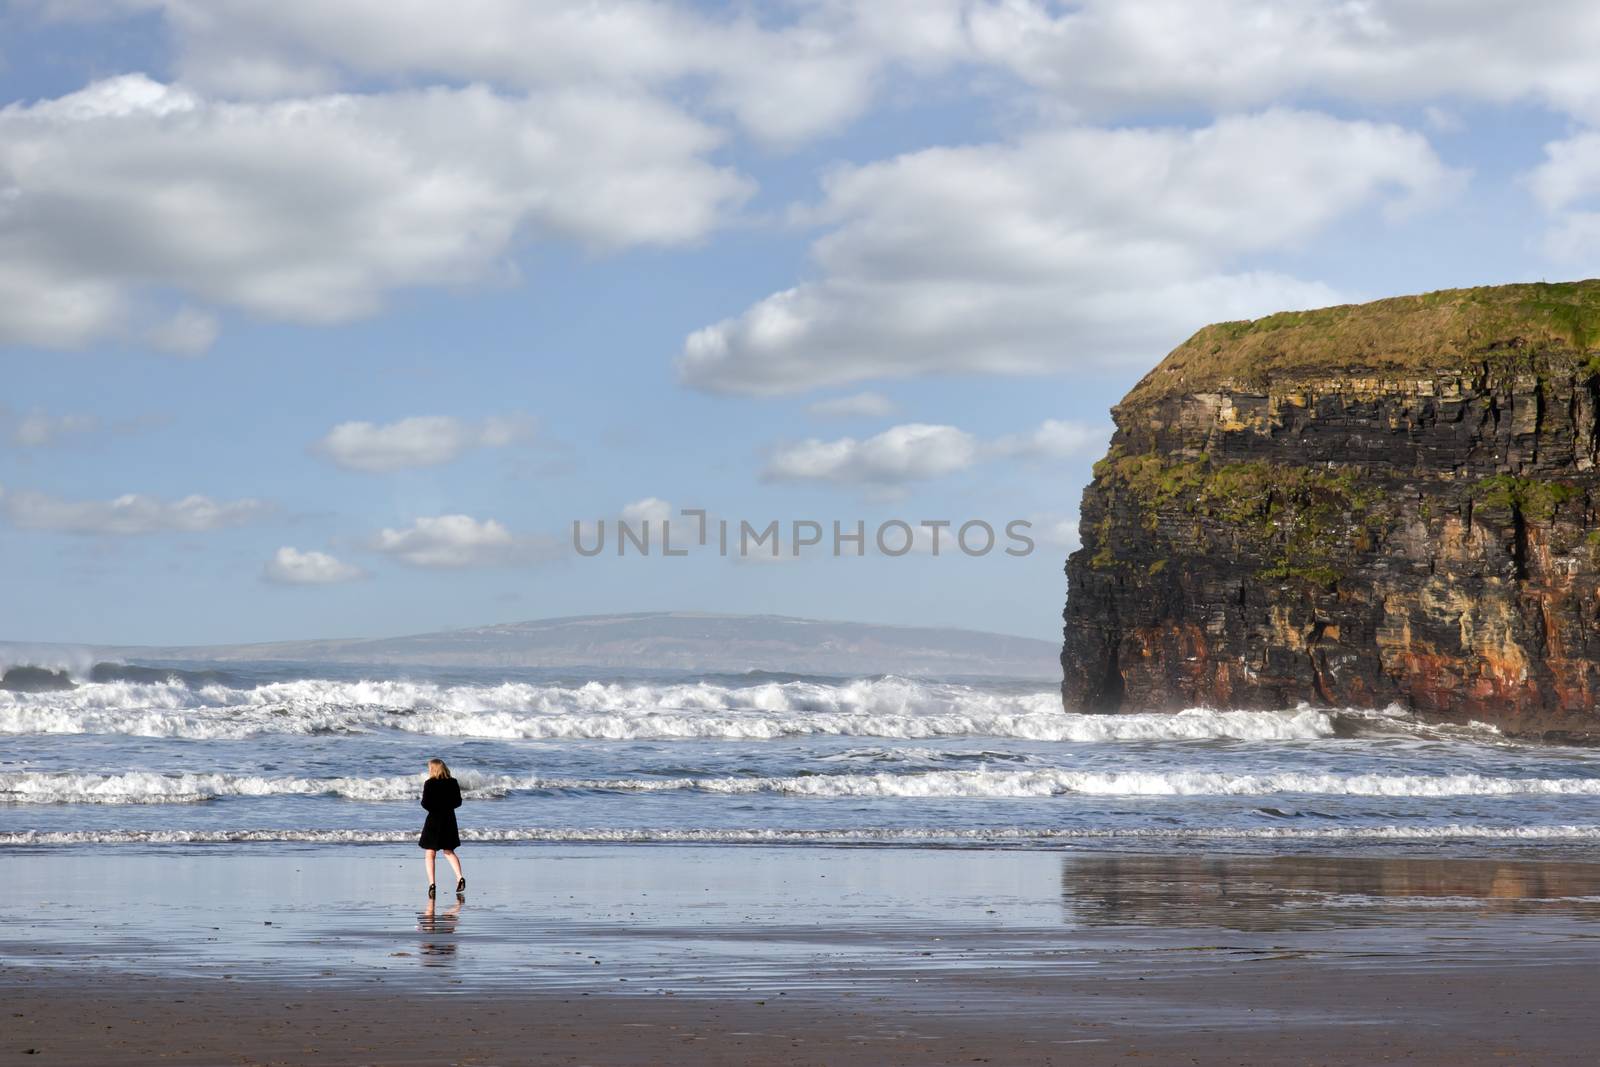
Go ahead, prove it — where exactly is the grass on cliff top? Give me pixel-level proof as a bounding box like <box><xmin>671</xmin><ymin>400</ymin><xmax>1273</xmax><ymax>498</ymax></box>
<box><xmin>1123</xmin><ymin>280</ymin><xmax>1600</xmax><ymax>405</ymax></box>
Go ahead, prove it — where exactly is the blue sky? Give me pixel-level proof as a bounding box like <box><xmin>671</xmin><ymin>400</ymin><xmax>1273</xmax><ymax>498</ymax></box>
<box><xmin>3</xmin><ymin>1</ymin><xmax>1599</xmax><ymax>646</ymax></box>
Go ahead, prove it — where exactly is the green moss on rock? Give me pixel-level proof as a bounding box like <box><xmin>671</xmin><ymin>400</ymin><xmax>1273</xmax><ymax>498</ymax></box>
<box><xmin>1473</xmin><ymin>475</ymin><xmax>1583</xmax><ymax>523</ymax></box>
<box><xmin>1124</xmin><ymin>280</ymin><xmax>1600</xmax><ymax>405</ymax></box>
<box><xmin>1088</xmin><ymin>452</ymin><xmax>1382</xmax><ymax>586</ymax></box>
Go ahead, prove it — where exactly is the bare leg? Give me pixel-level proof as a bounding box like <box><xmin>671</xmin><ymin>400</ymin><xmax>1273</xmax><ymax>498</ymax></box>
<box><xmin>441</xmin><ymin>849</ymin><xmax>464</xmax><ymax>882</ymax></box>
<box><xmin>424</xmin><ymin>849</ymin><xmax>437</xmax><ymax>886</ymax></box>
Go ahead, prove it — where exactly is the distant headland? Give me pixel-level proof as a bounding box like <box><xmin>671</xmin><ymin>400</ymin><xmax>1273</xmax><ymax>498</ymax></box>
<box><xmin>3</xmin><ymin>611</ymin><xmax>1060</xmax><ymax>680</ymax></box>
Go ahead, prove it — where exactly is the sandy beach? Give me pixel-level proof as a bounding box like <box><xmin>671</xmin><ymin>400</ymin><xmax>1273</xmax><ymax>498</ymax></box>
<box><xmin>5</xmin><ymin>844</ymin><xmax>1600</xmax><ymax>1064</ymax></box>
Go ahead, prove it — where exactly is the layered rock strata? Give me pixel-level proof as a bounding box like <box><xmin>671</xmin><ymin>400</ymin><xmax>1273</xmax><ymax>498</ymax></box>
<box><xmin>1063</xmin><ymin>281</ymin><xmax>1600</xmax><ymax>739</ymax></box>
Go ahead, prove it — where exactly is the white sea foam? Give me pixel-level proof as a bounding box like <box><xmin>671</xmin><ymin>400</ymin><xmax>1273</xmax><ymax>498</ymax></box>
<box><xmin>0</xmin><ymin>768</ymin><xmax>530</xmax><ymax>804</ymax></box>
<box><xmin>4</xmin><ymin>824</ymin><xmax>1600</xmax><ymax>847</ymax></box>
<box><xmin>385</xmin><ymin>707</ymin><xmax>1336</xmax><ymax>744</ymax></box>
<box><xmin>0</xmin><ymin>676</ymin><xmax>1340</xmax><ymax>742</ymax></box>
<box><xmin>686</xmin><ymin>768</ymin><xmax>1600</xmax><ymax>799</ymax></box>
<box><xmin>10</xmin><ymin>766</ymin><xmax>1600</xmax><ymax>804</ymax></box>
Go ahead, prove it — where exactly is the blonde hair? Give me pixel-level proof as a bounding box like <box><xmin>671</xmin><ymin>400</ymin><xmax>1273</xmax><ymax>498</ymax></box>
<box><xmin>427</xmin><ymin>758</ymin><xmax>451</xmax><ymax>779</ymax></box>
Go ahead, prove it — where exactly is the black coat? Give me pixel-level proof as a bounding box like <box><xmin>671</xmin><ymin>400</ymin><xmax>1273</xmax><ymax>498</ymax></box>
<box><xmin>418</xmin><ymin>776</ymin><xmax>462</xmax><ymax>850</ymax></box>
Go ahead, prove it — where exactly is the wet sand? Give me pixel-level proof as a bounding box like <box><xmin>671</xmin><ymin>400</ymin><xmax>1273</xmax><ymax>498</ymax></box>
<box><xmin>4</xmin><ymin>845</ymin><xmax>1600</xmax><ymax>1064</ymax></box>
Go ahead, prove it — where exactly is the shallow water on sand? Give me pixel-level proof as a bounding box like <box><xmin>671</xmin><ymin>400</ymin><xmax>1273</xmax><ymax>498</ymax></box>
<box><xmin>6</xmin><ymin>846</ymin><xmax>1600</xmax><ymax>1000</ymax></box>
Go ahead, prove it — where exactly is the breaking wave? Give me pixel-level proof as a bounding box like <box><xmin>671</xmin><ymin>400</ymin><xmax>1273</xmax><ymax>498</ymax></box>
<box><xmin>0</xmin><ymin>675</ymin><xmax>1341</xmax><ymax>742</ymax></box>
<box><xmin>9</xmin><ymin>766</ymin><xmax>1600</xmax><ymax>804</ymax></box>
<box><xmin>5</xmin><ymin>824</ymin><xmax>1600</xmax><ymax>847</ymax></box>
<box><xmin>667</xmin><ymin>768</ymin><xmax>1600</xmax><ymax>799</ymax></box>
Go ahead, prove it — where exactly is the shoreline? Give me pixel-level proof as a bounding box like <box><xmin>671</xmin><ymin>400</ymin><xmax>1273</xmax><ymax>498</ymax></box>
<box><xmin>5</xmin><ymin>844</ymin><xmax>1600</xmax><ymax>1063</ymax></box>
<box><xmin>10</xmin><ymin>823</ymin><xmax>1600</xmax><ymax>853</ymax></box>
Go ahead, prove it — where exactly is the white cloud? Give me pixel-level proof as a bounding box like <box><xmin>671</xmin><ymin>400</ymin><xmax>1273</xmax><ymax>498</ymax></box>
<box><xmin>261</xmin><ymin>546</ymin><xmax>366</xmax><ymax>585</ymax></box>
<box><xmin>1538</xmin><ymin>212</ymin><xmax>1600</xmax><ymax>267</ymax></box>
<box><xmin>765</xmin><ymin>418</ymin><xmax>1108</xmax><ymax>485</ymax></box>
<box><xmin>315</xmin><ymin>414</ymin><xmax>535</xmax><ymax>473</ymax></box>
<box><xmin>67</xmin><ymin>2</ymin><xmax>1600</xmax><ymax>136</ymax></box>
<box><xmin>612</xmin><ymin>496</ymin><xmax>678</xmax><ymax>551</ymax></box>
<box><xmin>988</xmin><ymin>420</ymin><xmax>1110</xmax><ymax>460</ymax></box>
<box><xmin>6</xmin><ymin>410</ymin><xmax>100</xmax><ymax>447</ymax></box>
<box><xmin>1526</xmin><ymin>131</ymin><xmax>1600</xmax><ymax>268</ymax></box>
<box><xmin>3</xmin><ymin>409</ymin><xmax>171</xmax><ymax>449</ymax></box>
<box><xmin>681</xmin><ymin>110</ymin><xmax>1456</xmax><ymax>394</ymax></box>
<box><xmin>1528</xmin><ymin>134</ymin><xmax>1600</xmax><ymax>213</ymax></box>
<box><xmin>0</xmin><ymin>74</ymin><xmax>750</xmax><ymax>349</ymax></box>
<box><xmin>805</xmin><ymin>391</ymin><xmax>897</xmax><ymax>420</ymax></box>
<box><xmin>765</xmin><ymin>423</ymin><xmax>979</xmax><ymax>485</ymax></box>
<box><xmin>1422</xmin><ymin>106</ymin><xmax>1464</xmax><ymax>135</ymax></box>
<box><xmin>0</xmin><ymin>261</ymin><xmax>128</xmax><ymax>350</ymax></box>
<box><xmin>573</xmin><ymin>497</ymin><xmax>686</xmax><ymax>553</ymax></box>
<box><xmin>1030</xmin><ymin>515</ymin><xmax>1080</xmax><ymax>550</ymax></box>
<box><xmin>146</xmin><ymin>307</ymin><xmax>220</xmax><ymax>356</ymax></box>
<box><xmin>2</xmin><ymin>487</ymin><xmax>271</xmax><ymax>534</ymax></box>
<box><xmin>370</xmin><ymin>514</ymin><xmax>552</xmax><ymax>567</ymax></box>
<box><xmin>620</xmin><ymin>497</ymin><xmax>673</xmax><ymax>525</ymax></box>
<box><xmin>99</xmin><ymin>0</ymin><xmax>971</xmax><ymax>146</ymax></box>
<box><xmin>964</xmin><ymin>0</ymin><xmax>1600</xmax><ymax>123</ymax></box>
<box><xmin>2</xmin><ymin>409</ymin><xmax>168</xmax><ymax>449</ymax></box>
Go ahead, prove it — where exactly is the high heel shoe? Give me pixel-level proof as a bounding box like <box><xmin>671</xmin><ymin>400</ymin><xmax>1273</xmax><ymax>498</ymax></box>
<box><xmin>428</xmin><ymin>883</ymin><xmax>436</xmax><ymax>900</ymax></box>
<box><xmin>456</xmin><ymin>877</ymin><xmax>466</xmax><ymax>895</ymax></box>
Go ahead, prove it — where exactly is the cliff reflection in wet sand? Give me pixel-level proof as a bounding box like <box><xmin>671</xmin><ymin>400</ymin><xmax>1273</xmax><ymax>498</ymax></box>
<box><xmin>1060</xmin><ymin>853</ymin><xmax>1600</xmax><ymax>930</ymax></box>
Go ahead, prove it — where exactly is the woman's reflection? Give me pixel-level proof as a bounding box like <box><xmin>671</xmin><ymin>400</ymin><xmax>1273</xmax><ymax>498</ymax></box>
<box><xmin>417</xmin><ymin>896</ymin><xmax>463</xmax><ymax>964</ymax></box>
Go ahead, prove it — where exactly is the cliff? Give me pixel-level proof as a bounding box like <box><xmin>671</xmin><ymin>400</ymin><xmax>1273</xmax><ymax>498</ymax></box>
<box><xmin>1062</xmin><ymin>280</ymin><xmax>1600</xmax><ymax>740</ymax></box>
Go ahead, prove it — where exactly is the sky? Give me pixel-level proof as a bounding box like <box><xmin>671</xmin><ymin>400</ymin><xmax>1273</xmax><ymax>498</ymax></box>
<box><xmin>3</xmin><ymin>0</ymin><xmax>1599</xmax><ymax>646</ymax></box>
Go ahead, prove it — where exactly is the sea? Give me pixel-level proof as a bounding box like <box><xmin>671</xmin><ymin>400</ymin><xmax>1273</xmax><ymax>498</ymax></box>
<box><xmin>6</xmin><ymin>661</ymin><xmax>1600</xmax><ymax>854</ymax></box>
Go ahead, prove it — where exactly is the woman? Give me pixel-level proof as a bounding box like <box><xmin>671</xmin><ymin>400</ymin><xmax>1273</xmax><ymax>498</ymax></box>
<box><xmin>419</xmin><ymin>758</ymin><xmax>465</xmax><ymax>899</ymax></box>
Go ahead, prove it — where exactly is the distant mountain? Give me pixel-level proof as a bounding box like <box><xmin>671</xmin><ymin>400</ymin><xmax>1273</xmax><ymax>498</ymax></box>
<box><xmin>77</xmin><ymin>612</ymin><xmax>1059</xmax><ymax>679</ymax></box>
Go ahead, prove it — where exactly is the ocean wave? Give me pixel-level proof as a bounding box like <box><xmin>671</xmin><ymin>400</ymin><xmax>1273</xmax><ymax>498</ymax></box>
<box><xmin>88</xmin><ymin>663</ymin><xmax>247</xmax><ymax>688</ymax></box>
<box><xmin>385</xmin><ymin>707</ymin><xmax>1336</xmax><ymax>744</ymax></box>
<box><xmin>0</xmin><ymin>769</ymin><xmax>530</xmax><ymax>804</ymax></box>
<box><xmin>0</xmin><ymin>675</ymin><xmax>1339</xmax><ymax>742</ymax></box>
<box><xmin>5</xmin><ymin>824</ymin><xmax>1600</xmax><ymax>847</ymax></box>
<box><xmin>688</xmin><ymin>768</ymin><xmax>1600</xmax><ymax>799</ymax></box>
<box><xmin>10</xmin><ymin>766</ymin><xmax>1600</xmax><ymax>804</ymax></box>
<box><xmin>5</xmin><ymin>675</ymin><xmax>1064</xmax><ymax>716</ymax></box>
<box><xmin>604</xmin><ymin>768</ymin><xmax>1600</xmax><ymax>798</ymax></box>
<box><xmin>819</xmin><ymin>746</ymin><xmax>1037</xmax><ymax>764</ymax></box>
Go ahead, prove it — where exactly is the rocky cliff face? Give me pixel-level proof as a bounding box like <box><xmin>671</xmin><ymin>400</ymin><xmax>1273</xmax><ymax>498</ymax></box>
<box><xmin>1062</xmin><ymin>281</ymin><xmax>1600</xmax><ymax>740</ymax></box>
